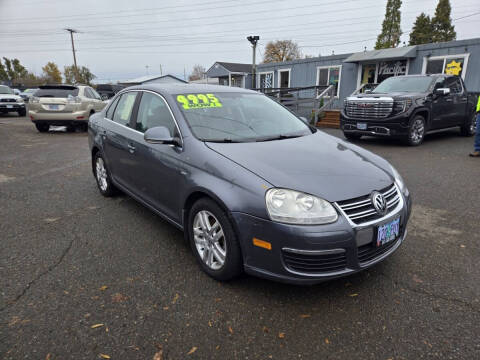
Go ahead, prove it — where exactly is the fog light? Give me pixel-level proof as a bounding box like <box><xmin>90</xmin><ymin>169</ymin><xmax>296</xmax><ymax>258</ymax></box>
<box><xmin>253</xmin><ymin>238</ymin><xmax>271</xmax><ymax>250</ymax></box>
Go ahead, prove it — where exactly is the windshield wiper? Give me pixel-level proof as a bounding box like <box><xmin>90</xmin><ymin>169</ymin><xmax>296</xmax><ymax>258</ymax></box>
<box><xmin>256</xmin><ymin>134</ymin><xmax>303</xmax><ymax>142</ymax></box>
<box><xmin>205</xmin><ymin>138</ymin><xmax>243</xmax><ymax>143</ymax></box>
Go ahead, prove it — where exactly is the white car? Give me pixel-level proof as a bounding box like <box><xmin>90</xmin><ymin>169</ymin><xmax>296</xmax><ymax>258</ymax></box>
<box><xmin>29</xmin><ymin>84</ymin><xmax>107</xmax><ymax>132</ymax></box>
<box><xmin>0</xmin><ymin>85</ymin><xmax>26</xmax><ymax>117</ymax></box>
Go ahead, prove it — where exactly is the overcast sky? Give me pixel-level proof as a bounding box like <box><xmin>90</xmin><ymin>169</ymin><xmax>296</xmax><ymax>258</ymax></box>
<box><xmin>1</xmin><ymin>0</ymin><xmax>479</xmax><ymax>83</ymax></box>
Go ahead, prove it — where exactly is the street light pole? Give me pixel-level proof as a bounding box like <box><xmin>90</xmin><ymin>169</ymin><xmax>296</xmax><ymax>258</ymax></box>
<box><xmin>247</xmin><ymin>36</ymin><xmax>260</xmax><ymax>89</ymax></box>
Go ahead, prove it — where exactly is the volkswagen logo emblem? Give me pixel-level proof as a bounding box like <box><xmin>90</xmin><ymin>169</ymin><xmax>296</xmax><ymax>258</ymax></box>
<box><xmin>371</xmin><ymin>191</ymin><xmax>387</xmax><ymax>215</ymax></box>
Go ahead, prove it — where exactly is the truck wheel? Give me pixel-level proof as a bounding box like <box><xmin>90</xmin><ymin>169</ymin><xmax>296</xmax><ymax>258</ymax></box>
<box><xmin>460</xmin><ymin>113</ymin><xmax>476</xmax><ymax>137</ymax></box>
<box><xmin>35</xmin><ymin>123</ymin><xmax>49</xmax><ymax>133</ymax></box>
<box><xmin>405</xmin><ymin>116</ymin><xmax>425</xmax><ymax>146</ymax></box>
<box><xmin>66</xmin><ymin>125</ymin><xmax>76</xmax><ymax>132</ymax></box>
<box><xmin>343</xmin><ymin>132</ymin><xmax>362</xmax><ymax>141</ymax></box>
<box><xmin>18</xmin><ymin>109</ymin><xmax>26</xmax><ymax>117</ymax></box>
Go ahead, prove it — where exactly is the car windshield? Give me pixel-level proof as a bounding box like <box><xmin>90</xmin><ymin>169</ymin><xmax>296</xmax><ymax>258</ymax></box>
<box><xmin>35</xmin><ymin>87</ymin><xmax>79</xmax><ymax>98</ymax></box>
<box><xmin>176</xmin><ymin>92</ymin><xmax>313</xmax><ymax>142</ymax></box>
<box><xmin>0</xmin><ymin>86</ymin><xmax>14</xmax><ymax>94</ymax></box>
<box><xmin>373</xmin><ymin>76</ymin><xmax>434</xmax><ymax>93</ymax></box>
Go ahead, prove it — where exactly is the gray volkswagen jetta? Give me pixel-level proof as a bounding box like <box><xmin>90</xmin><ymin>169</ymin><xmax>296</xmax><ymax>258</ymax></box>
<box><xmin>88</xmin><ymin>84</ymin><xmax>412</xmax><ymax>284</ymax></box>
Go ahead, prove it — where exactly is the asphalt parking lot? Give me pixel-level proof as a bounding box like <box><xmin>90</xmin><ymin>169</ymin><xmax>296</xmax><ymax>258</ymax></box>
<box><xmin>1</xmin><ymin>114</ymin><xmax>479</xmax><ymax>360</ymax></box>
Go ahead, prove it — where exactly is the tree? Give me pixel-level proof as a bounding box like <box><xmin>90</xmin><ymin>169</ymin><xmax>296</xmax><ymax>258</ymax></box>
<box><xmin>431</xmin><ymin>0</ymin><xmax>456</xmax><ymax>43</ymax></box>
<box><xmin>409</xmin><ymin>13</ymin><xmax>434</xmax><ymax>45</ymax></box>
<box><xmin>263</xmin><ymin>40</ymin><xmax>302</xmax><ymax>63</ymax></box>
<box><xmin>42</xmin><ymin>62</ymin><xmax>62</xmax><ymax>83</ymax></box>
<box><xmin>188</xmin><ymin>64</ymin><xmax>206</xmax><ymax>81</ymax></box>
<box><xmin>375</xmin><ymin>0</ymin><xmax>403</xmax><ymax>49</ymax></box>
<box><xmin>64</xmin><ymin>65</ymin><xmax>96</xmax><ymax>85</ymax></box>
<box><xmin>1</xmin><ymin>57</ymin><xmax>28</xmax><ymax>84</ymax></box>
<box><xmin>0</xmin><ymin>60</ymin><xmax>7</xmax><ymax>82</ymax></box>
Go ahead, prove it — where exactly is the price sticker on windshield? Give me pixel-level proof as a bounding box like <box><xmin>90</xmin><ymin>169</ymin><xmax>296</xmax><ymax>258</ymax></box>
<box><xmin>176</xmin><ymin>94</ymin><xmax>222</xmax><ymax>110</ymax></box>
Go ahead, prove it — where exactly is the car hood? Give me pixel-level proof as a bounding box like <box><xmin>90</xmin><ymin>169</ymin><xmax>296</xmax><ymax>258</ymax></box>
<box><xmin>354</xmin><ymin>92</ymin><xmax>426</xmax><ymax>99</ymax></box>
<box><xmin>206</xmin><ymin>131</ymin><xmax>394</xmax><ymax>202</ymax></box>
<box><xmin>0</xmin><ymin>94</ymin><xmax>21</xmax><ymax>100</ymax></box>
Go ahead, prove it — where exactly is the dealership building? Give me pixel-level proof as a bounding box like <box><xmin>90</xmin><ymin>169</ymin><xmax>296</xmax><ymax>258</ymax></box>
<box><xmin>206</xmin><ymin>37</ymin><xmax>480</xmax><ymax>109</ymax></box>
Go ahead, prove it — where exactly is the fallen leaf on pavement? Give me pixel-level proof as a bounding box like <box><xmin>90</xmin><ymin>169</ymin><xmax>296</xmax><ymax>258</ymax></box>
<box><xmin>228</xmin><ymin>326</ymin><xmax>234</xmax><ymax>334</ymax></box>
<box><xmin>325</xmin><ymin>338</ymin><xmax>330</xmax><ymax>344</ymax></box>
<box><xmin>91</xmin><ymin>323</ymin><xmax>104</xmax><ymax>329</ymax></box>
<box><xmin>216</xmin><ymin>345</ymin><xmax>220</xmax><ymax>350</ymax></box>
<box><xmin>208</xmin><ymin>320</ymin><xmax>213</xmax><ymax>327</ymax></box>
<box><xmin>99</xmin><ymin>285</ymin><xmax>108</xmax><ymax>291</ymax></box>
<box><xmin>460</xmin><ymin>244</ymin><xmax>466</xmax><ymax>248</ymax></box>
<box><xmin>111</xmin><ymin>293</ymin><xmax>128</xmax><ymax>303</ymax></box>
<box><xmin>187</xmin><ymin>347</ymin><xmax>198</xmax><ymax>355</ymax></box>
<box><xmin>163</xmin><ymin>306</ymin><xmax>169</xmax><ymax>310</ymax></box>
<box><xmin>262</xmin><ymin>326</ymin><xmax>269</xmax><ymax>333</ymax></box>
<box><xmin>300</xmin><ymin>314</ymin><xmax>311</xmax><ymax>318</ymax></box>
<box><xmin>172</xmin><ymin>293</ymin><xmax>180</xmax><ymax>304</ymax></box>
<box><xmin>45</xmin><ymin>354</ymin><xmax>52</xmax><ymax>360</ymax></box>
<box><xmin>99</xmin><ymin>354</ymin><xmax>110</xmax><ymax>359</ymax></box>
<box><xmin>348</xmin><ymin>293</ymin><xmax>358</xmax><ymax>297</ymax></box>
<box><xmin>278</xmin><ymin>332</ymin><xmax>285</xmax><ymax>339</ymax></box>
<box><xmin>412</xmin><ymin>274</ymin><xmax>423</xmax><ymax>283</ymax></box>
<box><xmin>153</xmin><ymin>347</ymin><xmax>163</xmax><ymax>360</ymax></box>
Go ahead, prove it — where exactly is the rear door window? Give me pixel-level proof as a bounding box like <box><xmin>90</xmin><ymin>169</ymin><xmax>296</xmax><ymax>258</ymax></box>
<box><xmin>445</xmin><ymin>77</ymin><xmax>463</xmax><ymax>94</ymax></box>
<box><xmin>35</xmin><ymin>88</ymin><xmax>79</xmax><ymax>98</ymax></box>
<box><xmin>112</xmin><ymin>92</ymin><xmax>137</xmax><ymax>127</ymax></box>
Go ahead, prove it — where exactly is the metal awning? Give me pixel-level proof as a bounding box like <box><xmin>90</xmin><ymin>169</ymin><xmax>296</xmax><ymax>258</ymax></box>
<box><xmin>343</xmin><ymin>45</ymin><xmax>417</xmax><ymax>63</ymax></box>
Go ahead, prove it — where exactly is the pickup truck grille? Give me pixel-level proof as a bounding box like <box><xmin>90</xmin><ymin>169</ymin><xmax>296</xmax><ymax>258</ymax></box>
<box><xmin>336</xmin><ymin>184</ymin><xmax>400</xmax><ymax>225</ymax></box>
<box><xmin>345</xmin><ymin>100</ymin><xmax>393</xmax><ymax>119</ymax></box>
<box><xmin>0</xmin><ymin>98</ymin><xmax>16</xmax><ymax>103</ymax></box>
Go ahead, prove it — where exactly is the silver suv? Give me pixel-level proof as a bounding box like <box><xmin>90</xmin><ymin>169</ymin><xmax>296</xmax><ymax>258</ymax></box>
<box><xmin>0</xmin><ymin>85</ymin><xmax>26</xmax><ymax>116</ymax></box>
<box><xmin>29</xmin><ymin>84</ymin><xmax>107</xmax><ymax>132</ymax></box>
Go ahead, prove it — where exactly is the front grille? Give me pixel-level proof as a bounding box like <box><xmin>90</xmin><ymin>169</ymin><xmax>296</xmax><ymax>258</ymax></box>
<box><xmin>336</xmin><ymin>184</ymin><xmax>400</xmax><ymax>225</ymax></box>
<box><xmin>345</xmin><ymin>100</ymin><xmax>393</xmax><ymax>119</ymax></box>
<box><xmin>283</xmin><ymin>250</ymin><xmax>347</xmax><ymax>273</ymax></box>
<box><xmin>358</xmin><ymin>238</ymin><xmax>398</xmax><ymax>263</ymax></box>
<box><xmin>0</xmin><ymin>98</ymin><xmax>16</xmax><ymax>103</ymax></box>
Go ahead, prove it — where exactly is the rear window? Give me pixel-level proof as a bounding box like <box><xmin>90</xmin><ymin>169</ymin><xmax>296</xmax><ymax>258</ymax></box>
<box><xmin>35</xmin><ymin>88</ymin><xmax>79</xmax><ymax>98</ymax></box>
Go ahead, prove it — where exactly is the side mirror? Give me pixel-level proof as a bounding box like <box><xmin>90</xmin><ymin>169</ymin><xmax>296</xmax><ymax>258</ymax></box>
<box><xmin>144</xmin><ymin>126</ymin><xmax>181</xmax><ymax>146</ymax></box>
<box><xmin>435</xmin><ymin>88</ymin><xmax>450</xmax><ymax>96</ymax></box>
<box><xmin>364</xmin><ymin>89</ymin><xmax>372</xmax><ymax>94</ymax></box>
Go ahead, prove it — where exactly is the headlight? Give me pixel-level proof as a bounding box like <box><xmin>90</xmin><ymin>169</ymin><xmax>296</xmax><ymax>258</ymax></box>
<box><xmin>390</xmin><ymin>165</ymin><xmax>408</xmax><ymax>195</ymax></box>
<box><xmin>16</xmin><ymin>98</ymin><xmax>24</xmax><ymax>103</ymax></box>
<box><xmin>393</xmin><ymin>99</ymin><xmax>412</xmax><ymax>114</ymax></box>
<box><xmin>265</xmin><ymin>188</ymin><xmax>338</xmax><ymax>225</ymax></box>
<box><xmin>30</xmin><ymin>96</ymin><xmax>40</xmax><ymax>103</ymax></box>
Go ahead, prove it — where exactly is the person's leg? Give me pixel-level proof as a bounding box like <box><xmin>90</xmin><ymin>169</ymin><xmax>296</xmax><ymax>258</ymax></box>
<box><xmin>475</xmin><ymin>114</ymin><xmax>480</xmax><ymax>152</ymax></box>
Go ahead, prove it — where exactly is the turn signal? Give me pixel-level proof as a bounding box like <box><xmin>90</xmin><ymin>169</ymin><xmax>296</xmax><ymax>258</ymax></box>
<box><xmin>253</xmin><ymin>238</ymin><xmax>271</xmax><ymax>250</ymax></box>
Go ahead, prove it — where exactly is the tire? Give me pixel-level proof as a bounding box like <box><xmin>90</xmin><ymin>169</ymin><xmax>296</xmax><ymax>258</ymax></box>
<box><xmin>460</xmin><ymin>113</ymin><xmax>477</xmax><ymax>137</ymax></box>
<box><xmin>66</xmin><ymin>125</ymin><xmax>76</xmax><ymax>132</ymax></box>
<box><xmin>404</xmin><ymin>115</ymin><xmax>426</xmax><ymax>146</ymax></box>
<box><xmin>18</xmin><ymin>109</ymin><xmax>26</xmax><ymax>117</ymax></box>
<box><xmin>93</xmin><ymin>152</ymin><xmax>117</xmax><ymax>197</ymax></box>
<box><xmin>77</xmin><ymin>123</ymin><xmax>88</xmax><ymax>132</ymax></box>
<box><xmin>35</xmin><ymin>123</ymin><xmax>49</xmax><ymax>133</ymax></box>
<box><xmin>343</xmin><ymin>132</ymin><xmax>362</xmax><ymax>141</ymax></box>
<box><xmin>188</xmin><ymin>198</ymin><xmax>243</xmax><ymax>281</ymax></box>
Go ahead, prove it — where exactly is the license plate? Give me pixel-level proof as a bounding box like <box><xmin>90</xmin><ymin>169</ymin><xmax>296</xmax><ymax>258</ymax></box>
<box><xmin>376</xmin><ymin>217</ymin><xmax>400</xmax><ymax>247</ymax></box>
<box><xmin>357</xmin><ymin>123</ymin><xmax>367</xmax><ymax>130</ymax></box>
<box><xmin>6</xmin><ymin>105</ymin><xmax>13</xmax><ymax>109</ymax></box>
<box><xmin>49</xmin><ymin>104</ymin><xmax>59</xmax><ymax>110</ymax></box>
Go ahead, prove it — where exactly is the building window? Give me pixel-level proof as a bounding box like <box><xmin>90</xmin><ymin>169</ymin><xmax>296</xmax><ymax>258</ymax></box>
<box><xmin>258</xmin><ymin>72</ymin><xmax>273</xmax><ymax>89</ymax></box>
<box><xmin>424</xmin><ymin>54</ymin><xmax>469</xmax><ymax>78</ymax></box>
<box><xmin>317</xmin><ymin>66</ymin><xmax>341</xmax><ymax>97</ymax></box>
<box><xmin>278</xmin><ymin>69</ymin><xmax>290</xmax><ymax>88</ymax></box>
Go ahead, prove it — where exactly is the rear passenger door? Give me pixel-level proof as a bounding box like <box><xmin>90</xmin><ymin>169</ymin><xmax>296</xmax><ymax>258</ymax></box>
<box><xmin>126</xmin><ymin>91</ymin><xmax>184</xmax><ymax>222</ymax></box>
<box><xmin>102</xmin><ymin>91</ymin><xmax>140</xmax><ymax>191</ymax></box>
<box><xmin>431</xmin><ymin>76</ymin><xmax>454</xmax><ymax>129</ymax></box>
<box><xmin>445</xmin><ymin>77</ymin><xmax>467</xmax><ymax>126</ymax></box>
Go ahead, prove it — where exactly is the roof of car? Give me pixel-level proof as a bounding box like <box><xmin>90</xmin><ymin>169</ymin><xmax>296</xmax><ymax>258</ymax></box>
<box><xmin>123</xmin><ymin>83</ymin><xmax>257</xmax><ymax>95</ymax></box>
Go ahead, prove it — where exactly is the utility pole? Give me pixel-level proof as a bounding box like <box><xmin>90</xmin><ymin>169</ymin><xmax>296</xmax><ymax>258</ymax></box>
<box><xmin>65</xmin><ymin>28</ymin><xmax>78</xmax><ymax>82</ymax></box>
<box><xmin>247</xmin><ymin>36</ymin><xmax>259</xmax><ymax>88</ymax></box>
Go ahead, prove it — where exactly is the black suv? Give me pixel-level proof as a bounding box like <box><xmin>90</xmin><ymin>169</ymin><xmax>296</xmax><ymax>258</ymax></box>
<box><xmin>341</xmin><ymin>74</ymin><xmax>477</xmax><ymax>145</ymax></box>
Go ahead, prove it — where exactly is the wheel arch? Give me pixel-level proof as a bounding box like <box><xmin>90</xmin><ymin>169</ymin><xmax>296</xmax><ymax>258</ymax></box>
<box><xmin>411</xmin><ymin>108</ymin><xmax>430</xmax><ymax>127</ymax></box>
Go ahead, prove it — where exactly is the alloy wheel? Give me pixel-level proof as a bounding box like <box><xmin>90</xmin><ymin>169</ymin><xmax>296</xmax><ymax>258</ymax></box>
<box><xmin>95</xmin><ymin>157</ymin><xmax>108</xmax><ymax>191</ymax></box>
<box><xmin>193</xmin><ymin>210</ymin><xmax>226</xmax><ymax>270</ymax></box>
<box><xmin>410</xmin><ymin>118</ymin><xmax>425</xmax><ymax>144</ymax></box>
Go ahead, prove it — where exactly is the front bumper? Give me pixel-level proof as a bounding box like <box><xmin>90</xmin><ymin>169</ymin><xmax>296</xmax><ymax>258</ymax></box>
<box><xmin>232</xmin><ymin>192</ymin><xmax>412</xmax><ymax>285</ymax></box>
<box><xmin>340</xmin><ymin>112</ymin><xmax>411</xmax><ymax>137</ymax></box>
<box><xmin>0</xmin><ymin>103</ymin><xmax>25</xmax><ymax>112</ymax></box>
<box><xmin>29</xmin><ymin>109</ymin><xmax>89</xmax><ymax>123</ymax></box>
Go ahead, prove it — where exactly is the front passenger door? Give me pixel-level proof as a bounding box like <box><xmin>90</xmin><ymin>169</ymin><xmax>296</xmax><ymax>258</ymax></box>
<box><xmin>126</xmin><ymin>91</ymin><xmax>184</xmax><ymax>222</ymax></box>
<box><xmin>431</xmin><ymin>77</ymin><xmax>454</xmax><ymax>129</ymax></box>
